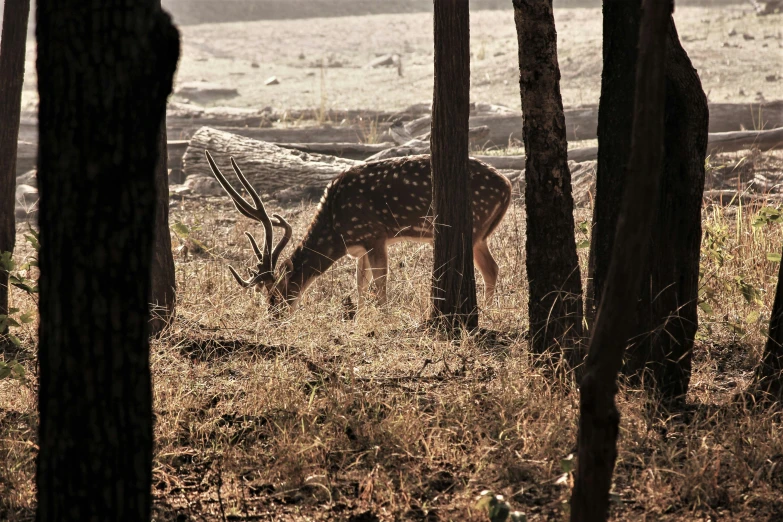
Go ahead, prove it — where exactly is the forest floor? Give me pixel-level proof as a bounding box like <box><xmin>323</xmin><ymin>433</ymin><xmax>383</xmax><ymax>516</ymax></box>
<box><xmin>3</xmin><ymin>150</ymin><xmax>783</xmax><ymax>521</ymax></box>
<box><xmin>4</xmin><ymin>1</ymin><xmax>783</xmax><ymax>521</ymax></box>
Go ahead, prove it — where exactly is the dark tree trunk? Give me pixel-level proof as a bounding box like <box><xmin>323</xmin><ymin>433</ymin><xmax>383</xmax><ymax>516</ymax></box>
<box><xmin>149</xmin><ymin>120</ymin><xmax>177</xmax><ymax>336</ymax></box>
<box><xmin>0</xmin><ymin>0</ymin><xmax>30</xmax><ymax>339</ymax></box>
<box><xmin>586</xmin><ymin>0</ymin><xmax>641</xmax><ymax>326</ymax></box>
<box><xmin>570</xmin><ymin>1</ymin><xmax>671</xmax><ymax>520</ymax></box>
<box><xmin>748</xmin><ymin>248</ymin><xmax>783</xmax><ymax>401</ymax></box>
<box><xmin>35</xmin><ymin>1</ymin><xmax>179</xmax><ymax>520</ymax></box>
<box><xmin>429</xmin><ymin>0</ymin><xmax>478</xmax><ymax>332</ymax></box>
<box><xmin>512</xmin><ymin>0</ymin><xmax>583</xmax><ymax>366</ymax></box>
<box><xmin>624</xmin><ymin>19</ymin><xmax>708</xmax><ymax>401</ymax></box>
<box><xmin>587</xmin><ymin>2</ymin><xmax>708</xmax><ymax>402</ymax></box>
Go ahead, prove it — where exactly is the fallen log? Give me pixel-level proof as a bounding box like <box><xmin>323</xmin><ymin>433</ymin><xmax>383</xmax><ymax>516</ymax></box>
<box><xmin>405</xmin><ymin>100</ymin><xmax>783</xmax><ymax>145</ymax></box>
<box><xmin>17</xmin><ymin>101</ymin><xmax>783</xmax><ymax>175</ymax></box>
<box><xmin>478</xmin><ymin>127</ymin><xmax>783</xmax><ymax>166</ymax></box>
<box><xmin>273</xmin><ymin>141</ymin><xmax>395</xmax><ymax>160</ymax></box>
<box><xmin>16</xmin><ymin>140</ymin><xmax>36</xmax><ymax>175</ymax></box>
<box><xmin>183</xmin><ymin>127</ymin><xmax>552</xmax><ymax>203</ymax></box>
<box><xmin>705</xmin><ymin>126</ymin><xmax>783</xmax><ymax>155</ymax></box>
<box><xmin>182</xmin><ymin>127</ymin><xmax>360</xmax><ymax>197</ymax></box>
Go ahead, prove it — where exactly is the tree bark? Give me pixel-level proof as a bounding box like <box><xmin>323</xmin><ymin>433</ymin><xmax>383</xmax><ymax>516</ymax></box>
<box><xmin>429</xmin><ymin>0</ymin><xmax>478</xmax><ymax>332</ymax></box>
<box><xmin>623</xmin><ymin>18</ymin><xmax>709</xmax><ymax>401</ymax></box>
<box><xmin>586</xmin><ymin>0</ymin><xmax>641</xmax><ymax>326</ymax></box>
<box><xmin>587</xmin><ymin>1</ymin><xmax>708</xmax><ymax>402</ymax></box>
<box><xmin>570</xmin><ymin>0</ymin><xmax>670</xmax><ymax>520</ymax></box>
<box><xmin>513</xmin><ymin>0</ymin><xmax>583</xmax><ymax>365</ymax></box>
<box><xmin>149</xmin><ymin>120</ymin><xmax>177</xmax><ymax>336</ymax></box>
<box><xmin>0</xmin><ymin>0</ymin><xmax>30</xmax><ymax>339</ymax></box>
<box><xmin>35</xmin><ymin>1</ymin><xmax>179</xmax><ymax>520</ymax></box>
<box><xmin>747</xmin><ymin>247</ymin><xmax>783</xmax><ymax>402</ymax></box>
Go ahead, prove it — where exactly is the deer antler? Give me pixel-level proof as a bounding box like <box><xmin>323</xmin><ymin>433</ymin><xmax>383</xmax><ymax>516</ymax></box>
<box><xmin>205</xmin><ymin>150</ymin><xmax>292</xmax><ymax>286</ymax></box>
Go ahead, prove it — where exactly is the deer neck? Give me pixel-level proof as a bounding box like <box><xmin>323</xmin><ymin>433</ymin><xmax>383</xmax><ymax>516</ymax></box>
<box><xmin>282</xmin><ymin>230</ymin><xmax>346</xmax><ymax>305</ymax></box>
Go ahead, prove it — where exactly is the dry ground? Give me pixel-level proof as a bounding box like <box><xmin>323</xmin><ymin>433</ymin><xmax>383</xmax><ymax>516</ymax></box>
<box><xmin>3</xmin><ymin>151</ymin><xmax>783</xmax><ymax>521</ymax></box>
<box><xmin>4</xmin><ymin>2</ymin><xmax>783</xmax><ymax>520</ymax></box>
<box><xmin>18</xmin><ymin>6</ymin><xmax>783</xmax><ymax>115</ymax></box>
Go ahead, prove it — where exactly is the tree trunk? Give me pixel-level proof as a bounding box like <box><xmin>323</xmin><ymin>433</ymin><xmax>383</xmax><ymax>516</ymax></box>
<box><xmin>748</xmin><ymin>247</ymin><xmax>783</xmax><ymax>402</ymax></box>
<box><xmin>35</xmin><ymin>1</ymin><xmax>179</xmax><ymax>520</ymax></box>
<box><xmin>570</xmin><ymin>0</ymin><xmax>670</xmax><ymax>520</ymax></box>
<box><xmin>587</xmin><ymin>2</ymin><xmax>708</xmax><ymax>402</ymax></box>
<box><xmin>623</xmin><ymin>18</ymin><xmax>709</xmax><ymax>401</ymax></box>
<box><xmin>586</xmin><ymin>0</ymin><xmax>641</xmax><ymax>326</ymax></box>
<box><xmin>429</xmin><ymin>0</ymin><xmax>478</xmax><ymax>332</ymax></box>
<box><xmin>149</xmin><ymin>120</ymin><xmax>177</xmax><ymax>336</ymax></box>
<box><xmin>0</xmin><ymin>0</ymin><xmax>30</xmax><ymax>340</ymax></box>
<box><xmin>513</xmin><ymin>0</ymin><xmax>583</xmax><ymax>365</ymax></box>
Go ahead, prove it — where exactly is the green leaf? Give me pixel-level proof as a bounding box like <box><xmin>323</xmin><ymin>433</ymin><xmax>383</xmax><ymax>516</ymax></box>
<box><xmin>24</xmin><ymin>233</ymin><xmax>40</xmax><ymax>252</ymax></box>
<box><xmin>767</xmin><ymin>252</ymin><xmax>782</xmax><ymax>262</ymax></box>
<box><xmin>698</xmin><ymin>301</ymin><xmax>714</xmax><ymax>316</ymax></box>
<box><xmin>190</xmin><ymin>237</ymin><xmax>209</xmax><ymax>252</ymax></box>
<box><xmin>735</xmin><ymin>277</ymin><xmax>761</xmax><ymax>304</ymax></box>
<box><xmin>746</xmin><ymin>310</ymin><xmax>760</xmax><ymax>324</ymax></box>
<box><xmin>10</xmin><ymin>276</ymin><xmax>38</xmax><ymax>295</ymax></box>
<box><xmin>752</xmin><ymin>206</ymin><xmax>783</xmax><ymax>229</ymax></box>
<box><xmin>19</xmin><ymin>311</ymin><xmax>35</xmax><ymax>324</ymax></box>
<box><xmin>171</xmin><ymin>222</ymin><xmax>191</xmax><ymax>238</ymax></box>
<box><xmin>0</xmin><ymin>251</ymin><xmax>15</xmax><ymax>272</ymax></box>
<box><xmin>26</xmin><ymin>224</ymin><xmax>40</xmax><ymax>242</ymax></box>
<box><xmin>10</xmin><ymin>361</ymin><xmax>25</xmax><ymax>379</ymax></box>
<box><xmin>727</xmin><ymin>321</ymin><xmax>746</xmax><ymax>335</ymax></box>
<box><xmin>577</xmin><ymin>220</ymin><xmax>590</xmax><ymax>234</ymax></box>
<box><xmin>0</xmin><ymin>360</ymin><xmax>26</xmax><ymax>381</ymax></box>
<box><xmin>0</xmin><ymin>315</ymin><xmax>20</xmax><ymax>330</ymax></box>
<box><xmin>576</xmin><ymin>239</ymin><xmax>590</xmax><ymax>249</ymax></box>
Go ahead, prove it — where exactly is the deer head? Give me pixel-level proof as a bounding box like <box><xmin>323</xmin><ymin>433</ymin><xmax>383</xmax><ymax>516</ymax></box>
<box><xmin>205</xmin><ymin>150</ymin><xmax>296</xmax><ymax>311</ymax></box>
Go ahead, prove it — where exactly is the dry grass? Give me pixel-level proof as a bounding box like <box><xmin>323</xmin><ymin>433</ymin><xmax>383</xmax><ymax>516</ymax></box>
<box><xmin>3</xmin><ymin>152</ymin><xmax>783</xmax><ymax>521</ymax></box>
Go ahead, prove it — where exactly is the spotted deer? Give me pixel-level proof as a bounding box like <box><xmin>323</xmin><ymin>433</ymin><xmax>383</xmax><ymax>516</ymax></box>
<box><xmin>205</xmin><ymin>150</ymin><xmax>512</xmax><ymax>312</ymax></box>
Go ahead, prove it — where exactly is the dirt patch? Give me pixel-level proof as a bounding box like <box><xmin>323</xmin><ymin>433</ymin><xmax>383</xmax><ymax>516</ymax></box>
<box><xmin>19</xmin><ymin>6</ymin><xmax>783</xmax><ymax>113</ymax></box>
<box><xmin>158</xmin><ymin>0</ymin><xmax>755</xmax><ymax>26</ymax></box>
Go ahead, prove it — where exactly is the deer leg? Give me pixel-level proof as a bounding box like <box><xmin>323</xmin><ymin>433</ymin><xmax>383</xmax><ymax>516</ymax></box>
<box><xmin>367</xmin><ymin>242</ymin><xmax>389</xmax><ymax>305</ymax></box>
<box><xmin>356</xmin><ymin>253</ymin><xmax>372</xmax><ymax>298</ymax></box>
<box><xmin>473</xmin><ymin>240</ymin><xmax>499</xmax><ymax>305</ymax></box>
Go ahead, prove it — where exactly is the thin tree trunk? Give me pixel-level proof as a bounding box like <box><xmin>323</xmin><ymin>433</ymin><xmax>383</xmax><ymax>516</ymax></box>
<box><xmin>748</xmin><ymin>248</ymin><xmax>783</xmax><ymax>401</ymax></box>
<box><xmin>149</xmin><ymin>120</ymin><xmax>177</xmax><ymax>336</ymax></box>
<box><xmin>623</xmin><ymin>18</ymin><xmax>708</xmax><ymax>401</ymax></box>
<box><xmin>570</xmin><ymin>0</ymin><xmax>670</xmax><ymax>520</ymax></box>
<box><xmin>0</xmin><ymin>0</ymin><xmax>30</xmax><ymax>339</ymax></box>
<box><xmin>35</xmin><ymin>1</ymin><xmax>179</xmax><ymax>520</ymax></box>
<box><xmin>512</xmin><ymin>0</ymin><xmax>583</xmax><ymax>366</ymax></box>
<box><xmin>429</xmin><ymin>0</ymin><xmax>478</xmax><ymax>332</ymax></box>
